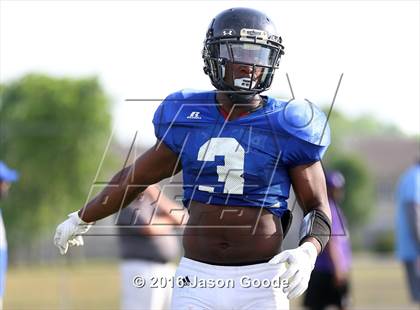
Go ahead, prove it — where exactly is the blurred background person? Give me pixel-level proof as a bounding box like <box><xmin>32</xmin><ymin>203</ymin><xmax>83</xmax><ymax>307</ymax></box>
<box><xmin>395</xmin><ymin>161</ymin><xmax>420</xmax><ymax>305</ymax></box>
<box><xmin>115</xmin><ymin>184</ymin><xmax>182</xmax><ymax>310</ymax></box>
<box><xmin>0</xmin><ymin>161</ymin><xmax>19</xmax><ymax>309</ymax></box>
<box><xmin>303</xmin><ymin>170</ymin><xmax>352</xmax><ymax>310</ymax></box>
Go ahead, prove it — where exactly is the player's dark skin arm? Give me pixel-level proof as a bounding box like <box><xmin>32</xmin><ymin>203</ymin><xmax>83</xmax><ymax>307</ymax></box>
<box><xmin>78</xmin><ymin>141</ymin><xmax>181</xmax><ymax>223</ymax></box>
<box><xmin>289</xmin><ymin>161</ymin><xmax>332</xmax><ymax>254</ymax></box>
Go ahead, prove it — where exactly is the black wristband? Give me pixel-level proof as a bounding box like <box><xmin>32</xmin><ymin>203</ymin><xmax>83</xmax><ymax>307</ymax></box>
<box><xmin>299</xmin><ymin>209</ymin><xmax>332</xmax><ymax>252</ymax></box>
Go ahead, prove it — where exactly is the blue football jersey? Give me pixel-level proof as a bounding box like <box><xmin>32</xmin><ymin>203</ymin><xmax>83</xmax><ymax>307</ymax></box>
<box><xmin>152</xmin><ymin>89</ymin><xmax>330</xmax><ymax>217</ymax></box>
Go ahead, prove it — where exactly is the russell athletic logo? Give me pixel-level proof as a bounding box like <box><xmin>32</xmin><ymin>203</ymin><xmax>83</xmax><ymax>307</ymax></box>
<box><xmin>187</xmin><ymin>111</ymin><xmax>202</xmax><ymax>119</ymax></box>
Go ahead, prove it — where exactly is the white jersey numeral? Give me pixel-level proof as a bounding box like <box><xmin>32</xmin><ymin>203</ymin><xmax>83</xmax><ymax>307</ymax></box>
<box><xmin>197</xmin><ymin>137</ymin><xmax>245</xmax><ymax>194</ymax></box>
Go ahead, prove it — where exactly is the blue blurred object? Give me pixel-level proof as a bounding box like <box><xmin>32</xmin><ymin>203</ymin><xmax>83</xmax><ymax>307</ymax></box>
<box><xmin>326</xmin><ymin>170</ymin><xmax>345</xmax><ymax>188</ymax></box>
<box><xmin>0</xmin><ymin>161</ymin><xmax>19</xmax><ymax>182</ymax></box>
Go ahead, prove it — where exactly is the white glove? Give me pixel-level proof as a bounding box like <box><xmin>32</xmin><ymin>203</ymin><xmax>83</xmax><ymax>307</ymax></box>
<box><xmin>268</xmin><ymin>242</ymin><xmax>317</xmax><ymax>299</ymax></box>
<box><xmin>53</xmin><ymin>211</ymin><xmax>93</xmax><ymax>255</ymax></box>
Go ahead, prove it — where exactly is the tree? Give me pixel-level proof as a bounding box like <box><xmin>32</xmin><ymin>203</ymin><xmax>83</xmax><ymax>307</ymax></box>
<box><xmin>321</xmin><ymin>108</ymin><xmax>377</xmax><ymax>230</ymax></box>
<box><xmin>323</xmin><ymin>109</ymin><xmax>403</xmax><ymax>142</ymax></box>
<box><xmin>324</xmin><ymin>153</ymin><xmax>375</xmax><ymax>229</ymax></box>
<box><xmin>0</xmin><ymin>73</ymin><xmax>113</xmax><ymax>251</ymax></box>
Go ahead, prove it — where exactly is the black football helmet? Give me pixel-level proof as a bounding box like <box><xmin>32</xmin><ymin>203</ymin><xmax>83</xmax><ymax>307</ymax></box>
<box><xmin>202</xmin><ymin>8</ymin><xmax>285</xmax><ymax>98</ymax></box>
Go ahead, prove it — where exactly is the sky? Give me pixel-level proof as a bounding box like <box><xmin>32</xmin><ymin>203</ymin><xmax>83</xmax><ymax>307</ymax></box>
<box><xmin>1</xmin><ymin>0</ymin><xmax>419</xmax><ymax>147</ymax></box>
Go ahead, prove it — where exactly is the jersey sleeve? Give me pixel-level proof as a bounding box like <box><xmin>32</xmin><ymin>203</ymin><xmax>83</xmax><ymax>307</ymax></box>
<box><xmin>277</xmin><ymin>98</ymin><xmax>330</xmax><ymax>166</ymax></box>
<box><xmin>282</xmin><ymin>137</ymin><xmax>329</xmax><ymax>166</ymax></box>
<box><xmin>152</xmin><ymin>92</ymin><xmax>182</xmax><ymax>154</ymax></box>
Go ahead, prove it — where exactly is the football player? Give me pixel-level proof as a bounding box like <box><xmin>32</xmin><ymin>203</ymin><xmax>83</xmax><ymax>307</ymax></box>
<box><xmin>0</xmin><ymin>161</ymin><xmax>19</xmax><ymax>309</ymax></box>
<box><xmin>54</xmin><ymin>7</ymin><xmax>332</xmax><ymax>309</ymax></box>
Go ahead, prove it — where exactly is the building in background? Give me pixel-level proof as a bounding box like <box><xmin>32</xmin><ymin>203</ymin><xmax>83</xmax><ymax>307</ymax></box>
<box><xmin>344</xmin><ymin>136</ymin><xmax>418</xmax><ymax>247</ymax></box>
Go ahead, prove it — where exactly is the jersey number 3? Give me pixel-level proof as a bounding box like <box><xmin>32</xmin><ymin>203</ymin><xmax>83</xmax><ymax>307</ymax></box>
<box><xmin>197</xmin><ymin>137</ymin><xmax>245</xmax><ymax>194</ymax></box>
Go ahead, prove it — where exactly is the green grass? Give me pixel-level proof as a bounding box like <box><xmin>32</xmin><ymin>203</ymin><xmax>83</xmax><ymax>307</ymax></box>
<box><xmin>4</xmin><ymin>261</ymin><xmax>119</xmax><ymax>310</ymax></box>
<box><xmin>3</xmin><ymin>254</ymin><xmax>419</xmax><ymax>309</ymax></box>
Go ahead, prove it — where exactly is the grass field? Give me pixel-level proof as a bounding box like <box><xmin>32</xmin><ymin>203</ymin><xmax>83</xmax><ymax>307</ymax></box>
<box><xmin>3</xmin><ymin>254</ymin><xmax>418</xmax><ymax>310</ymax></box>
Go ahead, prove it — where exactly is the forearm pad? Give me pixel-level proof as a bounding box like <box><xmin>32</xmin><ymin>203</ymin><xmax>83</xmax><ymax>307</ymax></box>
<box><xmin>299</xmin><ymin>209</ymin><xmax>332</xmax><ymax>252</ymax></box>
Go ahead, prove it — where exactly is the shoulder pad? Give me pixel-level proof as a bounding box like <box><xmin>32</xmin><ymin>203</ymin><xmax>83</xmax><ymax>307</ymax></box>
<box><xmin>277</xmin><ymin>98</ymin><xmax>330</xmax><ymax>146</ymax></box>
<box><xmin>153</xmin><ymin>89</ymin><xmax>212</xmax><ymax>125</ymax></box>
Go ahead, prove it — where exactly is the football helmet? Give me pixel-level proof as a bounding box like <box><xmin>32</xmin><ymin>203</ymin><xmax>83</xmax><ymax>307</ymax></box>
<box><xmin>202</xmin><ymin>8</ymin><xmax>285</xmax><ymax>98</ymax></box>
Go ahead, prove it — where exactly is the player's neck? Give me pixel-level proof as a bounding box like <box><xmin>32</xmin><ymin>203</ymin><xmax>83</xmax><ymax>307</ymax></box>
<box><xmin>216</xmin><ymin>93</ymin><xmax>263</xmax><ymax>120</ymax></box>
